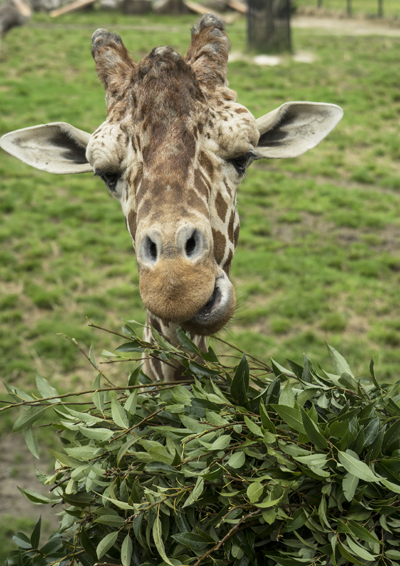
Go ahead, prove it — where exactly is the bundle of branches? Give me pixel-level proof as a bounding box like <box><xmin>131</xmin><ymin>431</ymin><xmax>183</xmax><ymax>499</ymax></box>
<box><xmin>4</xmin><ymin>322</ymin><xmax>400</xmax><ymax>566</ymax></box>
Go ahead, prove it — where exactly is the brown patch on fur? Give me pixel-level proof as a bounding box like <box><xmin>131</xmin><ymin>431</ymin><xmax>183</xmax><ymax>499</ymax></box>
<box><xmin>194</xmin><ymin>168</ymin><xmax>210</xmax><ymax>198</ymax></box>
<box><xmin>215</xmin><ymin>192</ymin><xmax>228</xmax><ymax>223</ymax></box>
<box><xmin>212</xmin><ymin>228</ymin><xmax>226</xmax><ymax>265</ymax></box>
<box><xmin>127</xmin><ymin>209</ymin><xmax>137</xmax><ymax>238</ymax></box>
<box><xmin>199</xmin><ymin>151</ymin><xmax>214</xmax><ymax>180</ymax></box>
<box><xmin>188</xmin><ymin>189</ymin><xmax>208</xmax><ymax>217</ymax></box>
<box><xmin>228</xmin><ymin>210</ymin><xmax>235</xmax><ymax>243</ymax></box>
<box><xmin>223</xmin><ymin>178</ymin><xmax>232</xmax><ymax>198</ymax></box>
<box><xmin>234</xmin><ymin>224</ymin><xmax>240</xmax><ymax>248</ymax></box>
<box><xmin>235</xmin><ymin>108</ymin><xmax>249</xmax><ymax>114</ymax></box>
<box><xmin>223</xmin><ymin>248</ymin><xmax>233</xmax><ymax>275</ymax></box>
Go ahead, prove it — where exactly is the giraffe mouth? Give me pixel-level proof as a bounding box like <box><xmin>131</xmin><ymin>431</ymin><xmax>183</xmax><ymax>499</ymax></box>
<box><xmin>182</xmin><ymin>273</ymin><xmax>236</xmax><ymax>335</ymax></box>
<box><xmin>195</xmin><ymin>284</ymin><xmax>222</xmax><ymax>318</ymax></box>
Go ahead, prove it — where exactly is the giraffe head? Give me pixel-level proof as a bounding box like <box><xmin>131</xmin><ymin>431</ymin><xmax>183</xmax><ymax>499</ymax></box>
<box><xmin>0</xmin><ymin>14</ymin><xmax>343</xmax><ymax>336</ymax></box>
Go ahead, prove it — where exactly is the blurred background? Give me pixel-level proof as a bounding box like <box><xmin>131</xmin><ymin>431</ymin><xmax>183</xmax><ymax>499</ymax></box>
<box><xmin>0</xmin><ymin>0</ymin><xmax>400</xmax><ymax>556</ymax></box>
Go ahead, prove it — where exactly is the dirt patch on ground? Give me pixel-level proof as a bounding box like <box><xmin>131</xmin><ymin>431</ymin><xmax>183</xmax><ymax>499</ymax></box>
<box><xmin>0</xmin><ymin>434</ymin><xmax>57</xmax><ymax>535</ymax></box>
<box><xmin>292</xmin><ymin>15</ymin><xmax>400</xmax><ymax>37</ymax></box>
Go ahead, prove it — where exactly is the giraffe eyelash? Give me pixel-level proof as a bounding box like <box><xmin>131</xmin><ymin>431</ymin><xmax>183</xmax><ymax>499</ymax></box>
<box><xmin>229</xmin><ymin>152</ymin><xmax>255</xmax><ymax>175</ymax></box>
<box><xmin>94</xmin><ymin>169</ymin><xmax>120</xmax><ymax>193</ymax></box>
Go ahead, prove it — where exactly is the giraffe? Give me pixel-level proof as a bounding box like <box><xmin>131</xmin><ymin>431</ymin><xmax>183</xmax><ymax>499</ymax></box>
<box><xmin>0</xmin><ymin>14</ymin><xmax>343</xmax><ymax>382</ymax></box>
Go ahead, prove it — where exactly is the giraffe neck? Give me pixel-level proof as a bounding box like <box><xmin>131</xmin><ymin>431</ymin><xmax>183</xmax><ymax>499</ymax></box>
<box><xmin>142</xmin><ymin>311</ymin><xmax>207</xmax><ymax>382</ymax></box>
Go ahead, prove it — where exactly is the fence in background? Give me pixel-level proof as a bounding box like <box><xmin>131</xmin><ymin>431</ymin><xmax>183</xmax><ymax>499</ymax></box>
<box><xmin>303</xmin><ymin>0</ymin><xmax>399</xmax><ymax>18</ymax></box>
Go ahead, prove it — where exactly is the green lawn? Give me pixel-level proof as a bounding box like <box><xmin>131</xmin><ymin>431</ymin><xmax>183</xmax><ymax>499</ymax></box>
<box><xmin>1</xmin><ymin>11</ymin><xmax>400</xmax><ymax>396</ymax></box>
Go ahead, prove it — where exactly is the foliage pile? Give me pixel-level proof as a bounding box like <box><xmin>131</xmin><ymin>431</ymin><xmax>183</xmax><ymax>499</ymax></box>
<box><xmin>4</xmin><ymin>323</ymin><xmax>400</xmax><ymax>566</ymax></box>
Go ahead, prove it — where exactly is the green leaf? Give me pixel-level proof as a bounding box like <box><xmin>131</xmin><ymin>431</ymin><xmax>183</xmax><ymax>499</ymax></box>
<box><xmin>345</xmin><ymin>536</ymin><xmax>378</xmax><ymax>561</ymax></box>
<box><xmin>153</xmin><ymin>516</ymin><xmax>174</xmax><ymax>566</ymax></box>
<box><xmin>49</xmin><ymin>449</ymin><xmax>81</xmax><ymax>469</ymax></box>
<box><xmin>124</xmin><ymin>390</ymin><xmax>138</xmax><ymax>415</ymax></box>
<box><xmin>347</xmin><ymin>520</ymin><xmax>381</xmax><ymax>545</ymax></box>
<box><xmin>247</xmin><ymin>482</ymin><xmax>263</xmax><ymax>503</ymax></box>
<box><xmin>152</xmin><ymin>327</ymin><xmax>177</xmax><ymax>351</ymax></box>
<box><xmin>270</xmin><ymin>405</ymin><xmax>306</xmax><ymax>434</ymax></box>
<box><xmin>97</xmin><ymin>531</ymin><xmax>118</xmax><ymax>559</ymax></box>
<box><xmin>17</xmin><ymin>487</ymin><xmax>56</xmax><ymax>505</ymax></box>
<box><xmin>172</xmin><ymin>532</ymin><xmax>212</xmax><ymax>551</ymax></box>
<box><xmin>95</xmin><ymin>515</ymin><xmax>126</xmax><ymax>527</ymax></box>
<box><xmin>117</xmin><ymin>436</ymin><xmax>140</xmax><ymax>466</ymax></box>
<box><xmin>244</xmin><ymin>415</ymin><xmax>263</xmax><ymax>437</ymax></box>
<box><xmin>13</xmin><ymin>532</ymin><xmax>32</xmax><ymax>550</ymax></box>
<box><xmin>255</xmin><ymin>495</ymin><xmax>283</xmax><ymax>508</ymax></box>
<box><xmin>369</xmin><ymin>359</ymin><xmax>381</xmax><ymax>390</ymax></box>
<box><xmin>176</xmin><ymin>328</ymin><xmax>200</xmax><ymax>354</ymax></box>
<box><xmin>383</xmin><ymin>419</ymin><xmax>400</xmax><ymax>448</ymax></box>
<box><xmin>188</xmin><ymin>361</ymin><xmax>220</xmax><ymax>378</ymax></box>
<box><xmin>260</xmin><ymin>402</ymin><xmax>276</xmax><ymax>433</ymax></box>
<box><xmin>300</xmin><ymin>406</ymin><xmax>328</xmax><ymax>450</ymax></box>
<box><xmin>92</xmin><ymin>373</ymin><xmax>105</xmax><ymax>413</ymax></box>
<box><xmin>338</xmin><ymin>450</ymin><xmax>381</xmax><ymax>482</ymax></box>
<box><xmin>210</xmin><ymin>434</ymin><xmax>231</xmax><ymax>451</ymax></box>
<box><xmin>121</xmin><ymin>534</ymin><xmax>133</xmax><ymax>566</ymax></box>
<box><xmin>230</xmin><ymin>354</ymin><xmax>249</xmax><ymax>407</ymax></box>
<box><xmin>115</xmin><ymin>341</ymin><xmax>145</xmax><ymax>353</ymax></box>
<box><xmin>23</xmin><ymin>427</ymin><xmax>40</xmax><ymax>459</ymax></box>
<box><xmin>13</xmin><ymin>405</ymin><xmax>47</xmax><ymax>433</ymax></box>
<box><xmin>78</xmin><ymin>426</ymin><xmax>114</xmax><ymax>441</ymax></box>
<box><xmin>363</xmin><ymin>418</ymin><xmax>380</xmax><ymax>447</ymax></box>
<box><xmin>111</xmin><ymin>396</ymin><xmax>129</xmax><ymax>429</ymax></box>
<box><xmin>192</xmin><ymin>477</ymin><xmax>204</xmax><ymax>501</ymax></box>
<box><xmin>35</xmin><ymin>373</ymin><xmax>60</xmax><ymax>402</ymax></box>
<box><xmin>30</xmin><ymin>517</ymin><xmax>41</xmax><ymax>549</ymax></box>
<box><xmin>227</xmin><ymin>451</ymin><xmax>246</xmax><ymax>469</ymax></box>
<box><xmin>278</xmin><ymin>380</ymin><xmax>295</xmax><ymax>408</ymax></box>
<box><xmin>327</xmin><ymin>344</ymin><xmax>354</xmax><ymax>378</ymax></box>
<box><xmin>342</xmin><ymin>473</ymin><xmax>359</xmax><ymax>502</ymax></box>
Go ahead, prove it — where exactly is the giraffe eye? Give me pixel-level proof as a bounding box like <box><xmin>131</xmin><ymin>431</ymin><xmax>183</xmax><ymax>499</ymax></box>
<box><xmin>230</xmin><ymin>153</ymin><xmax>254</xmax><ymax>175</ymax></box>
<box><xmin>94</xmin><ymin>169</ymin><xmax>120</xmax><ymax>193</ymax></box>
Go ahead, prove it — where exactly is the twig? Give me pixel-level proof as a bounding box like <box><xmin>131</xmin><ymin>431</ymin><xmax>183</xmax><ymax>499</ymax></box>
<box><xmin>213</xmin><ymin>336</ymin><xmax>273</xmax><ymax>372</ymax></box>
<box><xmin>112</xmin><ymin>406</ymin><xmax>166</xmax><ymax>441</ymax></box>
<box><xmin>60</xmin><ymin>334</ymin><xmax>116</xmax><ymax>387</ymax></box>
<box><xmin>0</xmin><ymin>380</ymin><xmax>193</xmax><ymax>412</ymax></box>
<box><xmin>193</xmin><ymin>511</ymin><xmax>261</xmax><ymax>566</ymax></box>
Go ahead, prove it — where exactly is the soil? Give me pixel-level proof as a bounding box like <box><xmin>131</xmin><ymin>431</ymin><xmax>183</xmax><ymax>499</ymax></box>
<box><xmin>292</xmin><ymin>15</ymin><xmax>400</xmax><ymax>37</ymax></box>
<box><xmin>0</xmin><ymin>434</ymin><xmax>57</xmax><ymax>540</ymax></box>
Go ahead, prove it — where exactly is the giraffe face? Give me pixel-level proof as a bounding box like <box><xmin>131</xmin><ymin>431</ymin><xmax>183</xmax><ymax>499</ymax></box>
<box><xmin>0</xmin><ymin>14</ymin><xmax>344</xmax><ymax>343</ymax></box>
<box><xmin>86</xmin><ymin>41</ymin><xmax>260</xmax><ymax>335</ymax></box>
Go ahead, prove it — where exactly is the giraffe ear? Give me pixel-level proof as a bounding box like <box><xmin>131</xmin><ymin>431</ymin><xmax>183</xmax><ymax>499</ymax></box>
<box><xmin>186</xmin><ymin>13</ymin><xmax>230</xmax><ymax>90</ymax></box>
<box><xmin>0</xmin><ymin>122</ymin><xmax>93</xmax><ymax>174</ymax></box>
<box><xmin>254</xmin><ymin>102</ymin><xmax>343</xmax><ymax>159</ymax></box>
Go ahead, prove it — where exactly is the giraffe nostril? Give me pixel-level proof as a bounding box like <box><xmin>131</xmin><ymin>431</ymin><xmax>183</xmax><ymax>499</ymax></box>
<box><xmin>143</xmin><ymin>236</ymin><xmax>158</xmax><ymax>263</ymax></box>
<box><xmin>185</xmin><ymin>230</ymin><xmax>199</xmax><ymax>258</ymax></box>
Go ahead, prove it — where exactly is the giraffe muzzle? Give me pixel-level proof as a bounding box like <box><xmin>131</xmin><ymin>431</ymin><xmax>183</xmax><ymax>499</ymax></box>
<box><xmin>182</xmin><ymin>272</ymin><xmax>236</xmax><ymax>336</ymax></box>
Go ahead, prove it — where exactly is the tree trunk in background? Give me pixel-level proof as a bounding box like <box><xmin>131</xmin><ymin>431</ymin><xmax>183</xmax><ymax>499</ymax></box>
<box><xmin>346</xmin><ymin>0</ymin><xmax>352</xmax><ymax>17</ymax></box>
<box><xmin>317</xmin><ymin>0</ymin><xmax>322</xmax><ymax>7</ymax></box>
<box><xmin>378</xmin><ymin>0</ymin><xmax>383</xmax><ymax>17</ymax></box>
<box><xmin>247</xmin><ymin>0</ymin><xmax>292</xmax><ymax>53</ymax></box>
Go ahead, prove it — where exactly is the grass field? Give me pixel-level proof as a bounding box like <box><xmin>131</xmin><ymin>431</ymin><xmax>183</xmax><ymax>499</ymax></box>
<box><xmin>1</xmin><ymin>12</ymin><xmax>400</xmax><ymax>391</ymax></box>
<box><xmin>297</xmin><ymin>0</ymin><xmax>400</xmax><ymax>18</ymax></box>
<box><xmin>0</xmin><ymin>8</ymin><xmax>400</xmax><ymax>559</ymax></box>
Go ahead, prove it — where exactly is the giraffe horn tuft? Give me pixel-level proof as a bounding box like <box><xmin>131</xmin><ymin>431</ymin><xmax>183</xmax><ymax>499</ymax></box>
<box><xmin>91</xmin><ymin>28</ymin><xmax>136</xmax><ymax>95</ymax></box>
<box><xmin>185</xmin><ymin>13</ymin><xmax>230</xmax><ymax>92</ymax></box>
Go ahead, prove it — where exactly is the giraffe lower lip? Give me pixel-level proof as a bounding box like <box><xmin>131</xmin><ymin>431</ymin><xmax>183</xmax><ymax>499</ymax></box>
<box><xmin>194</xmin><ymin>284</ymin><xmax>222</xmax><ymax>319</ymax></box>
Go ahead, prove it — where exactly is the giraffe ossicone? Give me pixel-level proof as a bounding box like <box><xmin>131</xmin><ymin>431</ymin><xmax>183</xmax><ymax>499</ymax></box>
<box><xmin>0</xmin><ymin>14</ymin><xmax>343</xmax><ymax>381</ymax></box>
